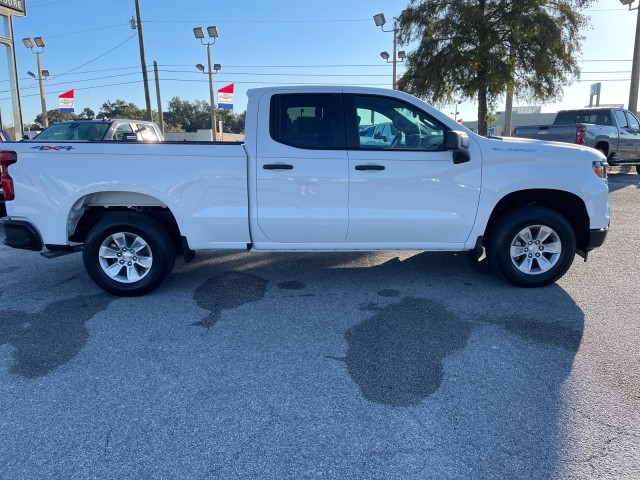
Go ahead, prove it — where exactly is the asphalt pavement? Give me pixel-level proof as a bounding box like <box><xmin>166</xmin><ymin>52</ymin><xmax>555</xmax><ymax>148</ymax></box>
<box><xmin>0</xmin><ymin>172</ymin><xmax>638</xmax><ymax>479</ymax></box>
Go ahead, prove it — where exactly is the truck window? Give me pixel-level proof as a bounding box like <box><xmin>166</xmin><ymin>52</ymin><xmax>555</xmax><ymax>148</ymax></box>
<box><xmin>615</xmin><ymin>110</ymin><xmax>629</xmax><ymax>128</ymax></box>
<box><xmin>626</xmin><ymin>112</ymin><xmax>640</xmax><ymax>130</ymax></box>
<box><xmin>113</xmin><ymin>124</ymin><xmax>134</xmax><ymax>140</ymax></box>
<box><xmin>270</xmin><ymin>94</ymin><xmax>335</xmax><ymax>149</ymax></box>
<box><xmin>595</xmin><ymin>112</ymin><xmax>612</xmax><ymax>126</ymax></box>
<box><xmin>136</xmin><ymin>124</ymin><xmax>159</xmax><ymax>141</ymax></box>
<box><xmin>347</xmin><ymin>95</ymin><xmax>446</xmax><ymax>151</ymax></box>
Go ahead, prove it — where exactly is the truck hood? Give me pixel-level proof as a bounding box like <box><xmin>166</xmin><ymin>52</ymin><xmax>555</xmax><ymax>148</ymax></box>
<box><xmin>477</xmin><ymin>135</ymin><xmax>607</xmax><ymax>162</ymax></box>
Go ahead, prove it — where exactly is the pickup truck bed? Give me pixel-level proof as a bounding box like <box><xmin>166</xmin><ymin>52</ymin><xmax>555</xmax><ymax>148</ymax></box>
<box><xmin>513</xmin><ymin>108</ymin><xmax>640</xmax><ymax>173</ymax></box>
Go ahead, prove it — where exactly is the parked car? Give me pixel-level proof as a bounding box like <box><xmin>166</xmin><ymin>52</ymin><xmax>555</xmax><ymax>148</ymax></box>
<box><xmin>29</xmin><ymin>119</ymin><xmax>164</xmax><ymax>142</ymax></box>
<box><xmin>1</xmin><ymin>86</ymin><xmax>609</xmax><ymax>295</ymax></box>
<box><xmin>513</xmin><ymin>108</ymin><xmax>640</xmax><ymax>174</ymax></box>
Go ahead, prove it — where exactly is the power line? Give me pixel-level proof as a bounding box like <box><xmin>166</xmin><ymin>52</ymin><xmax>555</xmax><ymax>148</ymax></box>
<box><xmin>49</xmin><ymin>34</ymin><xmax>137</xmax><ymax>81</ymax></box>
<box><xmin>145</xmin><ymin>18</ymin><xmax>371</xmax><ymax>24</ymax></box>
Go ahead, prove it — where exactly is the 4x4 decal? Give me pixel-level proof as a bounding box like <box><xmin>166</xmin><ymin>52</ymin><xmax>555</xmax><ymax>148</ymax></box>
<box><xmin>31</xmin><ymin>145</ymin><xmax>75</xmax><ymax>151</ymax></box>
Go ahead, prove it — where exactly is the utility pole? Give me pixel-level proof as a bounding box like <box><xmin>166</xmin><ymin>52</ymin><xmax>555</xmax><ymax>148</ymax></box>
<box><xmin>630</xmin><ymin>3</ymin><xmax>640</xmax><ymax>113</ymax></box>
<box><xmin>153</xmin><ymin>61</ymin><xmax>164</xmax><ymax>133</ymax></box>
<box><xmin>134</xmin><ymin>0</ymin><xmax>153</xmax><ymax>121</ymax></box>
<box><xmin>35</xmin><ymin>51</ymin><xmax>48</xmax><ymax>128</ymax></box>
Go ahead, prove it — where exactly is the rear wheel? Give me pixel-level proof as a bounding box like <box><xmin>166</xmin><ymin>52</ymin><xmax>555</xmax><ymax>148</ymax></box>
<box><xmin>487</xmin><ymin>206</ymin><xmax>576</xmax><ymax>287</ymax></box>
<box><xmin>82</xmin><ymin>215</ymin><xmax>175</xmax><ymax>296</ymax></box>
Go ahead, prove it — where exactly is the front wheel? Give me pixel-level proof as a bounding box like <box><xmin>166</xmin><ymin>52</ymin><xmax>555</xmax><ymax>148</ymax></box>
<box><xmin>82</xmin><ymin>215</ymin><xmax>175</xmax><ymax>296</ymax></box>
<box><xmin>487</xmin><ymin>206</ymin><xmax>576</xmax><ymax>287</ymax></box>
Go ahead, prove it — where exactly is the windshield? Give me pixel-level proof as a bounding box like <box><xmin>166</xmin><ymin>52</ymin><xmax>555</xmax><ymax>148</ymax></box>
<box><xmin>34</xmin><ymin>122</ymin><xmax>110</xmax><ymax>141</ymax></box>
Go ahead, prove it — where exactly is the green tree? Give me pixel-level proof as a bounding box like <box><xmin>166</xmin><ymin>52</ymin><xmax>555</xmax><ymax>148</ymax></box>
<box><xmin>397</xmin><ymin>0</ymin><xmax>594</xmax><ymax>135</ymax></box>
<box><xmin>78</xmin><ymin>107</ymin><xmax>95</xmax><ymax>119</ymax></box>
<box><xmin>217</xmin><ymin>109</ymin><xmax>246</xmax><ymax>134</ymax></box>
<box><xmin>98</xmin><ymin>99</ymin><xmax>145</xmax><ymax>120</ymax></box>
<box><xmin>164</xmin><ymin>97</ymin><xmax>245</xmax><ymax>134</ymax></box>
<box><xmin>34</xmin><ymin>109</ymin><xmax>78</xmax><ymax>129</ymax></box>
<box><xmin>164</xmin><ymin>97</ymin><xmax>210</xmax><ymax>132</ymax></box>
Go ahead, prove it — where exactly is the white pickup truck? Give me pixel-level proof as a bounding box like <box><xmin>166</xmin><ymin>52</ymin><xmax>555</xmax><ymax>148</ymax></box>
<box><xmin>0</xmin><ymin>86</ymin><xmax>610</xmax><ymax>295</ymax></box>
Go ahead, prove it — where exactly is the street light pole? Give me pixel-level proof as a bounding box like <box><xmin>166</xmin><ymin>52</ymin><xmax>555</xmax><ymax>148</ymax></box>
<box><xmin>206</xmin><ymin>42</ymin><xmax>216</xmax><ymax>141</ymax></box>
<box><xmin>374</xmin><ymin>13</ymin><xmax>402</xmax><ymax>89</ymax></box>
<box><xmin>35</xmin><ymin>51</ymin><xmax>47</xmax><ymax>128</ymax></box>
<box><xmin>194</xmin><ymin>26</ymin><xmax>220</xmax><ymax>140</ymax></box>
<box><xmin>23</xmin><ymin>37</ymin><xmax>48</xmax><ymax>128</ymax></box>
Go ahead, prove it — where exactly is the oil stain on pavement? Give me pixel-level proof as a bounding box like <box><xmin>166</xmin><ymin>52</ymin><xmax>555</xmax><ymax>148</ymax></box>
<box><xmin>340</xmin><ymin>296</ymin><xmax>583</xmax><ymax>407</ymax></box>
<box><xmin>192</xmin><ymin>271</ymin><xmax>268</xmax><ymax>328</ymax></box>
<box><xmin>340</xmin><ymin>297</ymin><xmax>473</xmax><ymax>407</ymax></box>
<box><xmin>0</xmin><ymin>294</ymin><xmax>113</xmax><ymax>378</ymax></box>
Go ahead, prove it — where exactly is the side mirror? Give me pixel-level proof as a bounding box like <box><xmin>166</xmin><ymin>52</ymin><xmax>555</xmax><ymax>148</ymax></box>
<box><xmin>446</xmin><ymin>130</ymin><xmax>471</xmax><ymax>164</ymax></box>
<box><xmin>22</xmin><ymin>134</ymin><xmax>30</xmax><ymax>140</ymax></box>
<box><xmin>121</xmin><ymin>133</ymin><xmax>138</xmax><ymax>142</ymax></box>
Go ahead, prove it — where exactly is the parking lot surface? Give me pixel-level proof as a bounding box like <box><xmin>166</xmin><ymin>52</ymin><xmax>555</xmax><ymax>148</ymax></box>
<box><xmin>1</xmin><ymin>172</ymin><xmax>639</xmax><ymax>479</ymax></box>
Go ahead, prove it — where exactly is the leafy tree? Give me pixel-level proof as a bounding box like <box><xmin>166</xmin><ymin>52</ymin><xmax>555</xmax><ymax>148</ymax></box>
<box><xmin>78</xmin><ymin>107</ymin><xmax>95</xmax><ymax>119</ymax></box>
<box><xmin>98</xmin><ymin>99</ymin><xmax>146</xmax><ymax>120</ymax></box>
<box><xmin>164</xmin><ymin>97</ymin><xmax>210</xmax><ymax>132</ymax></box>
<box><xmin>34</xmin><ymin>109</ymin><xmax>77</xmax><ymax>129</ymax></box>
<box><xmin>164</xmin><ymin>97</ymin><xmax>246</xmax><ymax>133</ymax></box>
<box><xmin>397</xmin><ymin>0</ymin><xmax>594</xmax><ymax>135</ymax></box>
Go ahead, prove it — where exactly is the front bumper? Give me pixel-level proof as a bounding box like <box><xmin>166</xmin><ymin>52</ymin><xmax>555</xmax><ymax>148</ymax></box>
<box><xmin>586</xmin><ymin>227</ymin><xmax>608</xmax><ymax>251</ymax></box>
<box><xmin>1</xmin><ymin>217</ymin><xmax>43</xmax><ymax>251</ymax></box>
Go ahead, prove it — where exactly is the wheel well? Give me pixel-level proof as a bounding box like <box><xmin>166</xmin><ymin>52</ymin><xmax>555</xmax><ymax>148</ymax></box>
<box><xmin>69</xmin><ymin>206</ymin><xmax>183</xmax><ymax>252</ymax></box>
<box><xmin>594</xmin><ymin>141</ymin><xmax>609</xmax><ymax>157</ymax></box>
<box><xmin>485</xmin><ymin>189</ymin><xmax>590</xmax><ymax>251</ymax></box>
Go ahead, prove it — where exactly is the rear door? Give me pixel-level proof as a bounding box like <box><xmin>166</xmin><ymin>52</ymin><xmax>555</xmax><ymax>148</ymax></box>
<box><xmin>254</xmin><ymin>93</ymin><xmax>349</xmax><ymax>243</ymax></box>
<box><xmin>344</xmin><ymin>94</ymin><xmax>481</xmax><ymax>246</ymax></box>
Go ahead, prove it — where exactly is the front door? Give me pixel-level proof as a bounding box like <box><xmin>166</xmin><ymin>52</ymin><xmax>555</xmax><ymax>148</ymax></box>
<box><xmin>615</xmin><ymin>110</ymin><xmax>640</xmax><ymax>160</ymax></box>
<box><xmin>344</xmin><ymin>94</ymin><xmax>481</xmax><ymax>246</ymax></box>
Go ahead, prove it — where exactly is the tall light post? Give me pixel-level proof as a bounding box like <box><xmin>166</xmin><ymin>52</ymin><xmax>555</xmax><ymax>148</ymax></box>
<box><xmin>194</xmin><ymin>26</ymin><xmax>219</xmax><ymax>140</ymax></box>
<box><xmin>22</xmin><ymin>37</ymin><xmax>49</xmax><ymax>128</ymax></box>
<box><xmin>374</xmin><ymin>13</ymin><xmax>403</xmax><ymax>89</ymax></box>
<box><xmin>379</xmin><ymin>49</ymin><xmax>405</xmax><ymax>88</ymax></box>
<box><xmin>621</xmin><ymin>0</ymin><xmax>640</xmax><ymax>114</ymax></box>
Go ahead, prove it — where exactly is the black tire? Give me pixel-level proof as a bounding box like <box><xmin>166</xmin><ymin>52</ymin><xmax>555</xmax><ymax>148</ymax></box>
<box><xmin>82</xmin><ymin>214</ymin><xmax>175</xmax><ymax>296</ymax></box>
<box><xmin>487</xmin><ymin>206</ymin><xmax>576</xmax><ymax>287</ymax></box>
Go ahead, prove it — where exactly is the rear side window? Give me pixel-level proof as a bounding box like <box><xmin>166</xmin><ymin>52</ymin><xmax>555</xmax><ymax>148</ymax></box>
<box><xmin>136</xmin><ymin>124</ymin><xmax>159</xmax><ymax>141</ymax></box>
<box><xmin>615</xmin><ymin>110</ymin><xmax>628</xmax><ymax>128</ymax></box>
<box><xmin>270</xmin><ymin>94</ymin><xmax>343</xmax><ymax>149</ymax></box>
<box><xmin>113</xmin><ymin>123</ymin><xmax>134</xmax><ymax>140</ymax></box>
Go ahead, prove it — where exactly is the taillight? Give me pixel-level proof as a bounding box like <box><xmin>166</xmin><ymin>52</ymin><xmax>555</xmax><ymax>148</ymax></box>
<box><xmin>0</xmin><ymin>150</ymin><xmax>17</xmax><ymax>201</ymax></box>
<box><xmin>576</xmin><ymin>126</ymin><xmax>586</xmax><ymax>145</ymax></box>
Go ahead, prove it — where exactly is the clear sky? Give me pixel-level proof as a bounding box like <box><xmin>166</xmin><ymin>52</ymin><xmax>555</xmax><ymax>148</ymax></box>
<box><xmin>0</xmin><ymin>0</ymin><xmax>637</xmax><ymax>128</ymax></box>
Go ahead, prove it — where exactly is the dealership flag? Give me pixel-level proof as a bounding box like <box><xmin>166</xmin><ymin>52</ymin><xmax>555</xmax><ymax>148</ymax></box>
<box><xmin>217</xmin><ymin>83</ymin><xmax>234</xmax><ymax>110</ymax></box>
<box><xmin>59</xmin><ymin>90</ymin><xmax>74</xmax><ymax>113</ymax></box>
